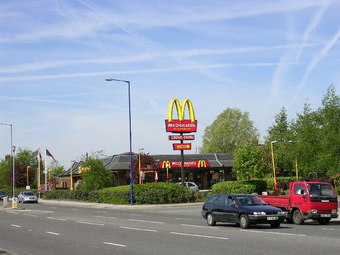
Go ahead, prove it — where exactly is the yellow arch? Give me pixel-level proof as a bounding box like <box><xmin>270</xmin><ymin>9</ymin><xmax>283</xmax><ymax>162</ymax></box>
<box><xmin>167</xmin><ymin>98</ymin><xmax>196</xmax><ymax>122</ymax></box>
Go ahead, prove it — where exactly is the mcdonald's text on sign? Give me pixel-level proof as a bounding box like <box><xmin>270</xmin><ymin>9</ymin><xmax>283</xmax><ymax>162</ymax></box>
<box><xmin>169</xmin><ymin>134</ymin><xmax>195</xmax><ymax>140</ymax></box>
<box><xmin>160</xmin><ymin>160</ymin><xmax>210</xmax><ymax>168</ymax></box>
<box><xmin>173</xmin><ymin>143</ymin><xmax>192</xmax><ymax>150</ymax></box>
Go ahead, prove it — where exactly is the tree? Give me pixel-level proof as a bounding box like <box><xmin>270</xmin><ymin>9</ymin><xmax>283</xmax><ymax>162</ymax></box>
<box><xmin>77</xmin><ymin>158</ymin><xmax>114</xmax><ymax>191</ymax></box>
<box><xmin>266</xmin><ymin>107</ymin><xmax>295</xmax><ymax>176</ymax></box>
<box><xmin>200</xmin><ymin>108</ymin><xmax>259</xmax><ymax>155</ymax></box>
<box><xmin>232</xmin><ymin>144</ymin><xmax>268</xmax><ymax>180</ymax></box>
<box><xmin>133</xmin><ymin>153</ymin><xmax>160</xmax><ymax>183</ymax></box>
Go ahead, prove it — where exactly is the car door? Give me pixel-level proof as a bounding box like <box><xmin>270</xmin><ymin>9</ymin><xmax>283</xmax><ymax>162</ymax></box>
<box><xmin>222</xmin><ymin>196</ymin><xmax>239</xmax><ymax>222</ymax></box>
<box><xmin>211</xmin><ymin>195</ymin><xmax>227</xmax><ymax>222</ymax></box>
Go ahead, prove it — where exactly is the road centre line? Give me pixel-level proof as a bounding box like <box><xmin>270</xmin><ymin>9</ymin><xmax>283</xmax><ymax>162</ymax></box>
<box><xmin>241</xmin><ymin>230</ymin><xmax>306</xmax><ymax>237</ymax></box>
<box><xmin>128</xmin><ymin>219</ymin><xmax>164</xmax><ymax>224</ymax></box>
<box><xmin>11</xmin><ymin>224</ymin><xmax>21</xmax><ymax>228</ymax></box>
<box><xmin>76</xmin><ymin>221</ymin><xmax>104</xmax><ymax>226</ymax></box>
<box><xmin>128</xmin><ymin>214</ymin><xmax>143</xmax><ymax>217</ymax></box>
<box><xmin>46</xmin><ymin>231</ymin><xmax>60</xmax><ymax>236</ymax></box>
<box><xmin>170</xmin><ymin>232</ymin><xmax>229</xmax><ymax>240</ymax></box>
<box><xmin>120</xmin><ymin>226</ymin><xmax>157</xmax><ymax>232</ymax></box>
<box><xmin>103</xmin><ymin>242</ymin><xmax>126</xmax><ymax>247</ymax></box>
<box><xmin>46</xmin><ymin>217</ymin><xmax>67</xmax><ymax>221</ymax></box>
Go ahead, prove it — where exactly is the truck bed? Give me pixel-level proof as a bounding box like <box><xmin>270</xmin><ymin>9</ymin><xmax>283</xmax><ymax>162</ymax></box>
<box><xmin>258</xmin><ymin>195</ymin><xmax>290</xmax><ymax>209</ymax></box>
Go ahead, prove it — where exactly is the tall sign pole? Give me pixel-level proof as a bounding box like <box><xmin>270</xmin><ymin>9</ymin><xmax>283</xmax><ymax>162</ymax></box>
<box><xmin>165</xmin><ymin>99</ymin><xmax>197</xmax><ymax>185</ymax></box>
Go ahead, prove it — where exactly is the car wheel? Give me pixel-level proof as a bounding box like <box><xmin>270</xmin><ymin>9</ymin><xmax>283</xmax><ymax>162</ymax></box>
<box><xmin>239</xmin><ymin>214</ymin><xmax>249</xmax><ymax>229</ymax></box>
<box><xmin>292</xmin><ymin>210</ymin><xmax>304</xmax><ymax>225</ymax></box>
<box><xmin>270</xmin><ymin>222</ymin><xmax>280</xmax><ymax>228</ymax></box>
<box><xmin>207</xmin><ymin>213</ymin><xmax>216</xmax><ymax>226</ymax></box>
<box><xmin>318</xmin><ymin>219</ymin><xmax>330</xmax><ymax>225</ymax></box>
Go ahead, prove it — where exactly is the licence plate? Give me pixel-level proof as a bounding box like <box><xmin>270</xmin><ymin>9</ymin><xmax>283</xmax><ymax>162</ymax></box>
<box><xmin>321</xmin><ymin>214</ymin><xmax>330</xmax><ymax>217</ymax></box>
<box><xmin>267</xmin><ymin>216</ymin><xmax>278</xmax><ymax>220</ymax></box>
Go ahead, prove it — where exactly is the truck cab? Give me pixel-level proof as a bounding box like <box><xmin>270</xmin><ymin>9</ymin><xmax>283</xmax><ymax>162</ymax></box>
<box><xmin>288</xmin><ymin>182</ymin><xmax>338</xmax><ymax>224</ymax></box>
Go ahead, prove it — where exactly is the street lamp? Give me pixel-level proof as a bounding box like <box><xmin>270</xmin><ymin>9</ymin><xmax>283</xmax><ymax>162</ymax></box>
<box><xmin>0</xmin><ymin>123</ymin><xmax>15</xmax><ymax>198</ymax></box>
<box><xmin>26</xmin><ymin>166</ymin><xmax>31</xmax><ymax>187</ymax></box>
<box><xmin>138</xmin><ymin>148</ymin><xmax>144</xmax><ymax>184</ymax></box>
<box><xmin>288</xmin><ymin>140</ymin><xmax>299</xmax><ymax>181</ymax></box>
<box><xmin>105</xmin><ymin>78</ymin><xmax>134</xmax><ymax>205</ymax></box>
<box><xmin>270</xmin><ymin>141</ymin><xmax>278</xmax><ymax>191</ymax></box>
<box><xmin>70</xmin><ymin>161</ymin><xmax>75</xmax><ymax>190</ymax></box>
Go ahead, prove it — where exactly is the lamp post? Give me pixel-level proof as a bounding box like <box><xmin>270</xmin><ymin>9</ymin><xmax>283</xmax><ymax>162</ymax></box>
<box><xmin>26</xmin><ymin>166</ymin><xmax>31</xmax><ymax>187</ymax></box>
<box><xmin>0</xmin><ymin>123</ymin><xmax>15</xmax><ymax>198</ymax></box>
<box><xmin>105</xmin><ymin>78</ymin><xmax>134</xmax><ymax>205</ymax></box>
<box><xmin>288</xmin><ymin>140</ymin><xmax>299</xmax><ymax>181</ymax></box>
<box><xmin>70</xmin><ymin>161</ymin><xmax>75</xmax><ymax>190</ymax></box>
<box><xmin>138</xmin><ymin>148</ymin><xmax>144</xmax><ymax>184</ymax></box>
<box><xmin>270</xmin><ymin>141</ymin><xmax>278</xmax><ymax>191</ymax></box>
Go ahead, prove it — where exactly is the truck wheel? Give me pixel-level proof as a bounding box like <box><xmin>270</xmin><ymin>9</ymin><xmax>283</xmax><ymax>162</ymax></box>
<box><xmin>292</xmin><ymin>210</ymin><xmax>304</xmax><ymax>225</ymax></box>
<box><xmin>318</xmin><ymin>219</ymin><xmax>330</xmax><ymax>225</ymax></box>
<box><xmin>239</xmin><ymin>214</ymin><xmax>249</xmax><ymax>229</ymax></box>
<box><xmin>207</xmin><ymin>213</ymin><xmax>216</xmax><ymax>226</ymax></box>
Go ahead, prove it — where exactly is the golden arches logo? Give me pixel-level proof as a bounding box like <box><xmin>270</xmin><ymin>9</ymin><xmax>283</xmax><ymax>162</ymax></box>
<box><xmin>161</xmin><ymin>161</ymin><xmax>171</xmax><ymax>168</ymax></box>
<box><xmin>197</xmin><ymin>160</ymin><xmax>207</xmax><ymax>168</ymax></box>
<box><xmin>167</xmin><ymin>98</ymin><xmax>195</xmax><ymax>122</ymax></box>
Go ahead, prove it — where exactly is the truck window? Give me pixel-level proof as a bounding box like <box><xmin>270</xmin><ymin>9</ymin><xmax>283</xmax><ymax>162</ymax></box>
<box><xmin>294</xmin><ymin>184</ymin><xmax>306</xmax><ymax>195</ymax></box>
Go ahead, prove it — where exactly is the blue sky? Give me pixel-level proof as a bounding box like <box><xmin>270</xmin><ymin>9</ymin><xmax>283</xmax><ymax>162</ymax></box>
<box><xmin>1</xmin><ymin>0</ymin><xmax>339</xmax><ymax>168</ymax></box>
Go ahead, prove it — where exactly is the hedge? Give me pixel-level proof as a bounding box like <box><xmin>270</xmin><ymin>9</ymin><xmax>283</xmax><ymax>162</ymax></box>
<box><xmin>211</xmin><ymin>180</ymin><xmax>267</xmax><ymax>195</ymax></box>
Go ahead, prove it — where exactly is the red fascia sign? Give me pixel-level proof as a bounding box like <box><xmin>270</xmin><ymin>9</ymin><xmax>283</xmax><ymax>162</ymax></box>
<box><xmin>173</xmin><ymin>143</ymin><xmax>192</xmax><ymax>150</ymax></box>
<box><xmin>169</xmin><ymin>134</ymin><xmax>195</xmax><ymax>140</ymax></box>
<box><xmin>159</xmin><ymin>160</ymin><xmax>210</xmax><ymax>168</ymax></box>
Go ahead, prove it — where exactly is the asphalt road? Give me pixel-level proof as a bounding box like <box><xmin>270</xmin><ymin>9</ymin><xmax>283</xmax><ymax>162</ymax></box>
<box><xmin>0</xmin><ymin>200</ymin><xmax>339</xmax><ymax>255</ymax></box>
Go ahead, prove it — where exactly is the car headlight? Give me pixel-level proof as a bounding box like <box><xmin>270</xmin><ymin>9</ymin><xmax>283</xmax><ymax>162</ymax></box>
<box><xmin>309</xmin><ymin>209</ymin><xmax>318</xmax><ymax>214</ymax></box>
<box><xmin>253</xmin><ymin>212</ymin><xmax>266</xmax><ymax>215</ymax></box>
<box><xmin>332</xmin><ymin>209</ymin><xmax>337</xmax><ymax>214</ymax></box>
<box><xmin>278</xmin><ymin>211</ymin><xmax>286</xmax><ymax>215</ymax></box>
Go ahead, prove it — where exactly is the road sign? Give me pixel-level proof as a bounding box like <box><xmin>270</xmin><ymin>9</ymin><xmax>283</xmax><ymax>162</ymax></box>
<box><xmin>173</xmin><ymin>143</ymin><xmax>192</xmax><ymax>150</ymax></box>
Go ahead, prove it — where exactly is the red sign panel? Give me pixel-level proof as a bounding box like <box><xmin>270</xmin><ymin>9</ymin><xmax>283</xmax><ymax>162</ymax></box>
<box><xmin>169</xmin><ymin>135</ymin><xmax>195</xmax><ymax>140</ymax></box>
<box><xmin>160</xmin><ymin>160</ymin><xmax>210</xmax><ymax>168</ymax></box>
<box><xmin>173</xmin><ymin>143</ymin><xmax>192</xmax><ymax>150</ymax></box>
<box><xmin>165</xmin><ymin>120</ymin><xmax>197</xmax><ymax>133</ymax></box>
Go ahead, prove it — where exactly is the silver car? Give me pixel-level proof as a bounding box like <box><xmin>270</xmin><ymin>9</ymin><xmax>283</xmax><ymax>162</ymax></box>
<box><xmin>18</xmin><ymin>191</ymin><xmax>38</xmax><ymax>203</ymax></box>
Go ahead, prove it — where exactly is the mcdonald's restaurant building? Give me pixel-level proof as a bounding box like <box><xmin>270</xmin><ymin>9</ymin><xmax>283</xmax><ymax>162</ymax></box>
<box><xmin>57</xmin><ymin>153</ymin><xmax>233</xmax><ymax>190</ymax></box>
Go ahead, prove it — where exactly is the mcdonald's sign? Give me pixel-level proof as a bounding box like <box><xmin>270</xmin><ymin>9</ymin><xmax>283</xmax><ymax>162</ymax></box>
<box><xmin>165</xmin><ymin>99</ymin><xmax>197</xmax><ymax>133</ymax></box>
<box><xmin>159</xmin><ymin>160</ymin><xmax>210</xmax><ymax>168</ymax></box>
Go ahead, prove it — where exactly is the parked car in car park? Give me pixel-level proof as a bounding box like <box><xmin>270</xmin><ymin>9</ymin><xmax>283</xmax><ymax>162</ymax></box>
<box><xmin>18</xmin><ymin>191</ymin><xmax>38</xmax><ymax>203</ymax></box>
<box><xmin>0</xmin><ymin>191</ymin><xmax>8</xmax><ymax>200</ymax></box>
<box><xmin>201</xmin><ymin>194</ymin><xmax>286</xmax><ymax>229</ymax></box>
<box><xmin>175</xmin><ymin>182</ymin><xmax>199</xmax><ymax>191</ymax></box>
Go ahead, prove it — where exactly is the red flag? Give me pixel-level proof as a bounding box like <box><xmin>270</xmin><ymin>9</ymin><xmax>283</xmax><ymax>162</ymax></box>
<box><xmin>46</xmin><ymin>149</ymin><xmax>57</xmax><ymax>162</ymax></box>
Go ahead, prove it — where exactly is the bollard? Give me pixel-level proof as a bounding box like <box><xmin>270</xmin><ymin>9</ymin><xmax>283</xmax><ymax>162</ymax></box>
<box><xmin>12</xmin><ymin>197</ymin><xmax>18</xmax><ymax>209</ymax></box>
<box><xmin>3</xmin><ymin>196</ymin><xmax>8</xmax><ymax>208</ymax></box>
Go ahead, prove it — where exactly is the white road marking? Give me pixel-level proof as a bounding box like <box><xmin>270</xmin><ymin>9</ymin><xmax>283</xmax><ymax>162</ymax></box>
<box><xmin>120</xmin><ymin>226</ymin><xmax>157</xmax><ymax>232</ymax></box>
<box><xmin>181</xmin><ymin>224</ymin><xmax>215</xmax><ymax>229</ymax></box>
<box><xmin>241</xmin><ymin>230</ymin><xmax>306</xmax><ymax>236</ymax></box>
<box><xmin>95</xmin><ymin>215</ymin><xmax>117</xmax><ymax>220</ymax></box>
<box><xmin>128</xmin><ymin>219</ymin><xmax>164</xmax><ymax>224</ymax></box>
<box><xmin>11</xmin><ymin>224</ymin><xmax>21</xmax><ymax>228</ymax></box>
<box><xmin>46</xmin><ymin>217</ymin><xmax>67</xmax><ymax>221</ymax></box>
<box><xmin>76</xmin><ymin>221</ymin><xmax>104</xmax><ymax>226</ymax></box>
<box><xmin>170</xmin><ymin>232</ymin><xmax>229</xmax><ymax>240</ymax></box>
<box><xmin>25</xmin><ymin>214</ymin><xmax>38</xmax><ymax>217</ymax></box>
<box><xmin>46</xmin><ymin>231</ymin><xmax>60</xmax><ymax>236</ymax></box>
<box><xmin>128</xmin><ymin>214</ymin><xmax>143</xmax><ymax>217</ymax></box>
<box><xmin>103</xmin><ymin>242</ymin><xmax>126</xmax><ymax>247</ymax></box>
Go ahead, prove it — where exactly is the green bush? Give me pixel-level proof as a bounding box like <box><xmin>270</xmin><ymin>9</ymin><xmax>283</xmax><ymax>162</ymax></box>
<box><xmin>44</xmin><ymin>189</ymin><xmax>100</xmax><ymax>202</ymax></box>
<box><xmin>331</xmin><ymin>173</ymin><xmax>340</xmax><ymax>195</ymax></box>
<box><xmin>99</xmin><ymin>186</ymin><xmax>130</xmax><ymax>204</ymax></box>
<box><xmin>134</xmin><ymin>182</ymin><xmax>197</xmax><ymax>204</ymax></box>
<box><xmin>211</xmin><ymin>180</ymin><xmax>267</xmax><ymax>195</ymax></box>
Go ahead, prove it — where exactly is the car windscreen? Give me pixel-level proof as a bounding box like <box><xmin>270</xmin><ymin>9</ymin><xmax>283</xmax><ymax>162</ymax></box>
<box><xmin>24</xmin><ymin>192</ymin><xmax>34</xmax><ymax>196</ymax></box>
<box><xmin>235</xmin><ymin>195</ymin><xmax>267</xmax><ymax>206</ymax></box>
<box><xmin>307</xmin><ymin>183</ymin><xmax>336</xmax><ymax>198</ymax></box>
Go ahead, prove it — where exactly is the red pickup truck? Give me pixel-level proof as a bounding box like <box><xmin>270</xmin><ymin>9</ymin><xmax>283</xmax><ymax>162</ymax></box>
<box><xmin>259</xmin><ymin>182</ymin><xmax>338</xmax><ymax>225</ymax></box>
